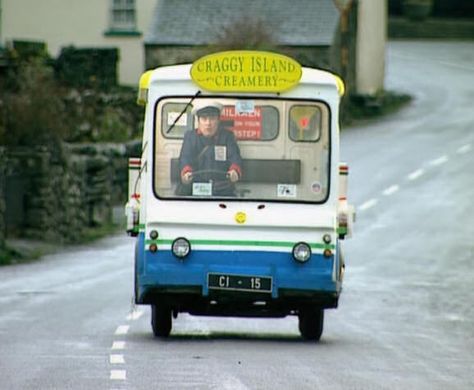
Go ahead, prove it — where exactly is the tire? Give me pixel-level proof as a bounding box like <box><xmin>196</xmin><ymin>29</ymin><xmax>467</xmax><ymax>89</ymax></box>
<box><xmin>151</xmin><ymin>304</ymin><xmax>172</xmax><ymax>338</ymax></box>
<box><xmin>298</xmin><ymin>309</ymin><xmax>324</xmax><ymax>341</ymax></box>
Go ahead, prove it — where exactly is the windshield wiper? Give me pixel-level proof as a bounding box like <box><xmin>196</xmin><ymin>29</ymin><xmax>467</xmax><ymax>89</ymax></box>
<box><xmin>166</xmin><ymin>90</ymin><xmax>201</xmax><ymax>134</ymax></box>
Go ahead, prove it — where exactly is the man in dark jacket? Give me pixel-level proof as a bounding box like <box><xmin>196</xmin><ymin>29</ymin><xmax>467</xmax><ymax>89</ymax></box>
<box><xmin>178</xmin><ymin>101</ymin><xmax>242</xmax><ymax>196</ymax></box>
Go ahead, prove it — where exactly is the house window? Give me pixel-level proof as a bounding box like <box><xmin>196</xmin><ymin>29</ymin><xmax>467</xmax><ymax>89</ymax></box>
<box><xmin>110</xmin><ymin>0</ymin><xmax>136</xmax><ymax>32</ymax></box>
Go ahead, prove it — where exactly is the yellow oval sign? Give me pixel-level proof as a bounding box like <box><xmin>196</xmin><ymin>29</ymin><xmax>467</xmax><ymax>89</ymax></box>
<box><xmin>235</xmin><ymin>211</ymin><xmax>247</xmax><ymax>224</ymax></box>
<box><xmin>191</xmin><ymin>51</ymin><xmax>302</xmax><ymax>93</ymax></box>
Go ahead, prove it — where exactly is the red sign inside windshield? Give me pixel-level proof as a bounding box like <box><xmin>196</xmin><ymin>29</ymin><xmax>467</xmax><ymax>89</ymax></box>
<box><xmin>220</xmin><ymin>106</ymin><xmax>262</xmax><ymax>140</ymax></box>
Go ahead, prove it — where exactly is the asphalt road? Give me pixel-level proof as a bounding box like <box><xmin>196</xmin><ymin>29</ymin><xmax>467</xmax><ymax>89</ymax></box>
<box><xmin>0</xmin><ymin>41</ymin><xmax>473</xmax><ymax>389</ymax></box>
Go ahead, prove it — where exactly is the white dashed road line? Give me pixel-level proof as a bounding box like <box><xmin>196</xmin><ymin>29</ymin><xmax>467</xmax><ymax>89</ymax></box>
<box><xmin>111</xmin><ymin>341</ymin><xmax>126</xmax><ymax>350</ymax></box>
<box><xmin>126</xmin><ymin>309</ymin><xmax>144</xmax><ymax>321</ymax></box>
<box><xmin>359</xmin><ymin>198</ymin><xmax>378</xmax><ymax>211</ymax></box>
<box><xmin>382</xmin><ymin>185</ymin><xmax>399</xmax><ymax>196</ymax></box>
<box><xmin>110</xmin><ymin>341</ymin><xmax>127</xmax><ymax>381</ymax></box>
<box><xmin>457</xmin><ymin>144</ymin><xmax>472</xmax><ymax>154</ymax></box>
<box><xmin>110</xmin><ymin>354</ymin><xmax>125</xmax><ymax>364</ymax></box>
<box><xmin>108</xmin><ymin>310</ymin><xmax>145</xmax><ymax>385</ymax></box>
<box><xmin>110</xmin><ymin>370</ymin><xmax>127</xmax><ymax>380</ymax></box>
<box><xmin>429</xmin><ymin>155</ymin><xmax>449</xmax><ymax>166</ymax></box>
<box><xmin>407</xmin><ymin>168</ymin><xmax>424</xmax><ymax>181</ymax></box>
<box><xmin>115</xmin><ymin>325</ymin><xmax>130</xmax><ymax>335</ymax></box>
<box><xmin>358</xmin><ymin>143</ymin><xmax>471</xmax><ymax>213</ymax></box>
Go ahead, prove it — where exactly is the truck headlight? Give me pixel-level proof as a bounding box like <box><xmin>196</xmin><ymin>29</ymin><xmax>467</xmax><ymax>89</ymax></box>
<box><xmin>172</xmin><ymin>237</ymin><xmax>191</xmax><ymax>259</ymax></box>
<box><xmin>292</xmin><ymin>242</ymin><xmax>311</xmax><ymax>263</ymax></box>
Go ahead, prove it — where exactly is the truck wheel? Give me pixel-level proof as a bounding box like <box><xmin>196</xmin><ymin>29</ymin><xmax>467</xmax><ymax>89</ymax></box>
<box><xmin>298</xmin><ymin>309</ymin><xmax>324</xmax><ymax>341</ymax></box>
<box><xmin>151</xmin><ymin>305</ymin><xmax>172</xmax><ymax>338</ymax></box>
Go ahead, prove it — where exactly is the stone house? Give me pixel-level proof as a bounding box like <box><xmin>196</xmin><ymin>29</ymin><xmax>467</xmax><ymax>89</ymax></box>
<box><xmin>145</xmin><ymin>0</ymin><xmax>341</xmax><ymax>72</ymax></box>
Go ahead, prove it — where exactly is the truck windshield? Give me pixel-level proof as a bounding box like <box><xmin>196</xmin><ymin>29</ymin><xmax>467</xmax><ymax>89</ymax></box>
<box><xmin>153</xmin><ymin>97</ymin><xmax>331</xmax><ymax>203</ymax></box>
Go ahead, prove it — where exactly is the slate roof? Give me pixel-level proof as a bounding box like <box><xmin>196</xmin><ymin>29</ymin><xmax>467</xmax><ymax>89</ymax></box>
<box><xmin>145</xmin><ymin>0</ymin><xmax>340</xmax><ymax>46</ymax></box>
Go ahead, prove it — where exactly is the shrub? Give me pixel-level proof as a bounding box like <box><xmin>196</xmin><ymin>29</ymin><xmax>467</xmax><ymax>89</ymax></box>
<box><xmin>0</xmin><ymin>59</ymin><xmax>142</xmax><ymax>146</ymax></box>
<box><xmin>0</xmin><ymin>59</ymin><xmax>67</xmax><ymax>147</ymax></box>
<box><xmin>56</xmin><ymin>47</ymin><xmax>118</xmax><ymax>89</ymax></box>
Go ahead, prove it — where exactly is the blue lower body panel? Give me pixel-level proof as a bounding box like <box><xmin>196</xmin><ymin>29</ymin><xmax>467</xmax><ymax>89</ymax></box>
<box><xmin>134</xmin><ymin>233</ymin><xmax>341</xmax><ymax>316</ymax></box>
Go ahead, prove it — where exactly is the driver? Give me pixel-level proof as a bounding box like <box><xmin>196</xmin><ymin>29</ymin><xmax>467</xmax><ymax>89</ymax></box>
<box><xmin>178</xmin><ymin>101</ymin><xmax>242</xmax><ymax>195</ymax></box>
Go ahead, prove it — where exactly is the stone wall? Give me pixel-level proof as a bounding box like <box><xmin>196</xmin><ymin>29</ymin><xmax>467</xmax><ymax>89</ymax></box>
<box><xmin>3</xmin><ymin>141</ymin><xmax>140</xmax><ymax>244</ymax></box>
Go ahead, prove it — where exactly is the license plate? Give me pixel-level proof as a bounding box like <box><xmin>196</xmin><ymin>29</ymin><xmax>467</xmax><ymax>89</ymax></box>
<box><xmin>208</xmin><ymin>273</ymin><xmax>272</xmax><ymax>293</ymax></box>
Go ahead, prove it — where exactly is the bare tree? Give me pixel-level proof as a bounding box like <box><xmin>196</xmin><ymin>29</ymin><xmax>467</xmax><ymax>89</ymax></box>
<box><xmin>208</xmin><ymin>16</ymin><xmax>278</xmax><ymax>52</ymax></box>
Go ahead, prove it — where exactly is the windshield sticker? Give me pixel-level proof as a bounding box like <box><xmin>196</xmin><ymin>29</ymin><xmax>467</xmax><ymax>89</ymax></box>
<box><xmin>167</xmin><ymin>112</ymin><xmax>188</xmax><ymax>127</ymax></box>
<box><xmin>214</xmin><ymin>145</ymin><xmax>227</xmax><ymax>161</ymax></box>
<box><xmin>193</xmin><ymin>182</ymin><xmax>212</xmax><ymax>196</ymax></box>
<box><xmin>235</xmin><ymin>100</ymin><xmax>255</xmax><ymax>114</ymax></box>
<box><xmin>311</xmin><ymin>181</ymin><xmax>322</xmax><ymax>194</ymax></box>
<box><xmin>277</xmin><ymin>184</ymin><xmax>297</xmax><ymax>198</ymax></box>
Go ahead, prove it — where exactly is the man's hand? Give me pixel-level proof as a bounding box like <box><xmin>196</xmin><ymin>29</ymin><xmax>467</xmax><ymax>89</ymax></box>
<box><xmin>181</xmin><ymin>171</ymin><xmax>193</xmax><ymax>184</ymax></box>
<box><xmin>227</xmin><ymin>169</ymin><xmax>239</xmax><ymax>183</ymax></box>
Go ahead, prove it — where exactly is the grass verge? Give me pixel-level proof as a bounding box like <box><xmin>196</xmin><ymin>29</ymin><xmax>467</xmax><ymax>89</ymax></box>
<box><xmin>342</xmin><ymin>90</ymin><xmax>412</xmax><ymax>126</ymax></box>
<box><xmin>0</xmin><ymin>246</ymin><xmax>39</xmax><ymax>266</ymax></box>
<box><xmin>0</xmin><ymin>221</ymin><xmax>124</xmax><ymax>266</ymax></box>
